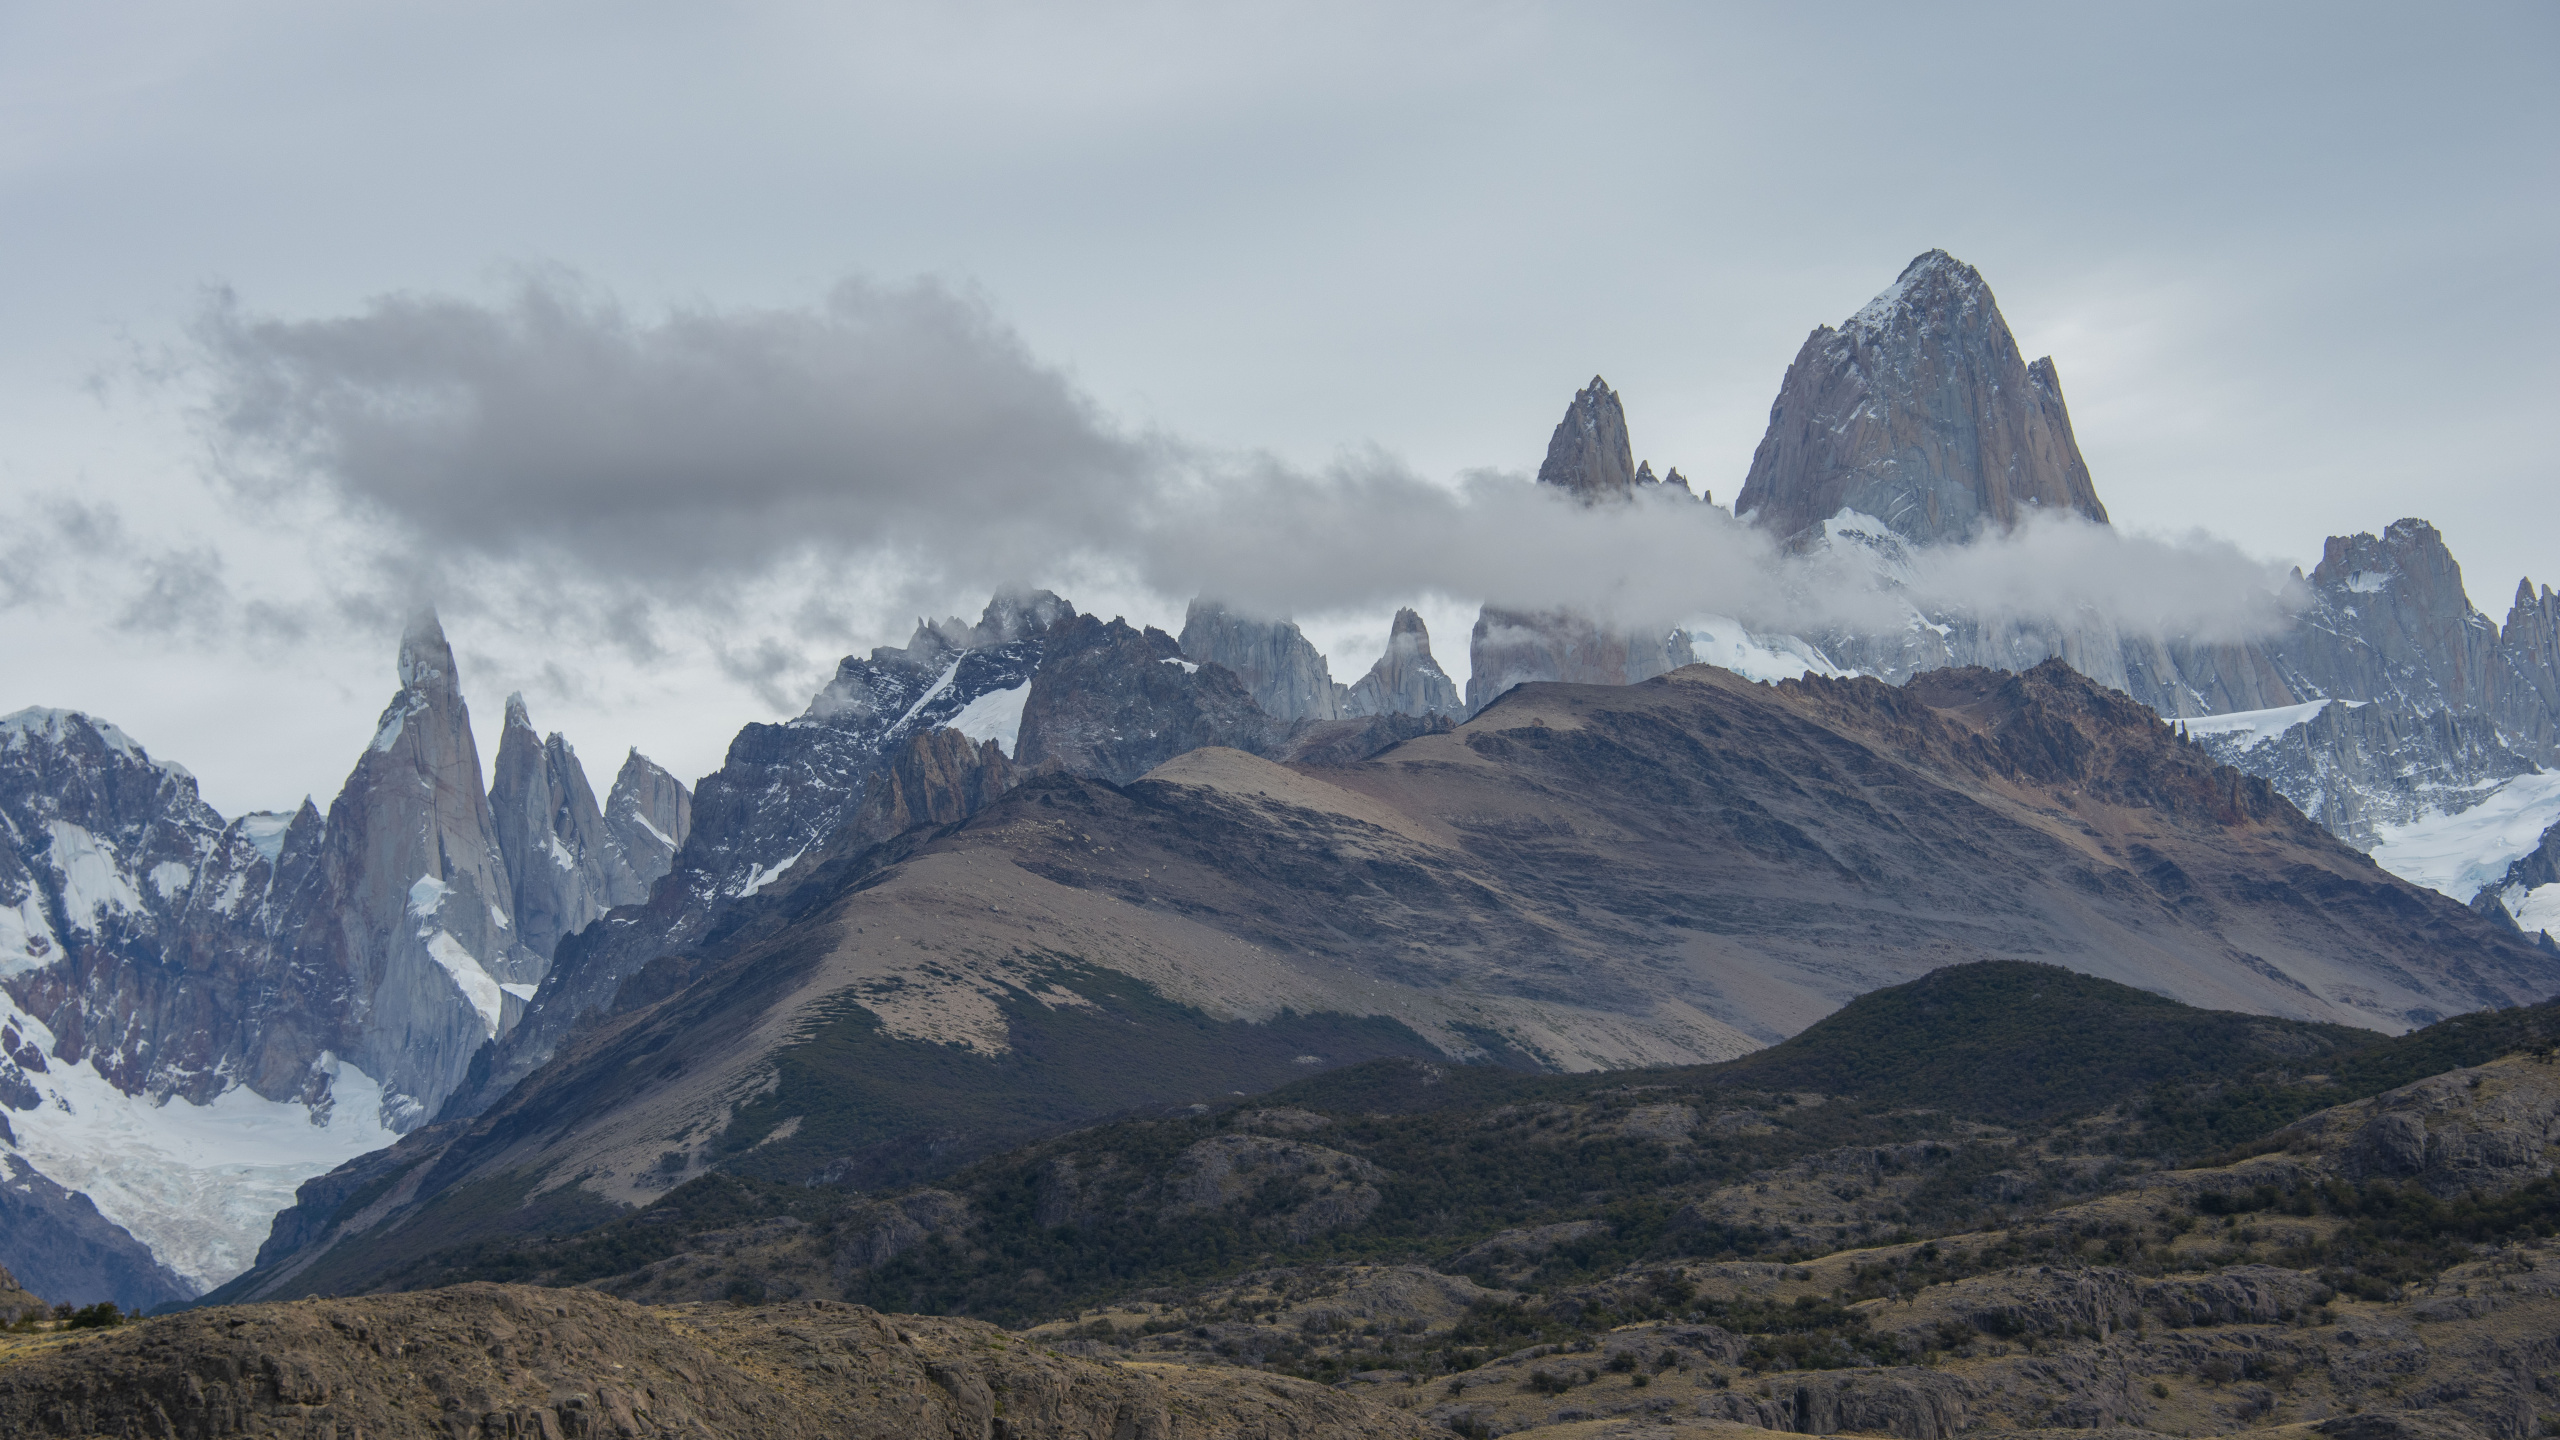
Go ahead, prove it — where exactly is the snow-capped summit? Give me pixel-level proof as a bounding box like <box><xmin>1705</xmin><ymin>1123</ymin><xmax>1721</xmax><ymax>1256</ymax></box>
<box><xmin>1734</xmin><ymin>249</ymin><xmax>2109</xmax><ymax>547</ymax></box>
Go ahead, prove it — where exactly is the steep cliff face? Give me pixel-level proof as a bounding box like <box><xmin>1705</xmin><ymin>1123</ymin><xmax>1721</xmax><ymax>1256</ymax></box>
<box><xmin>1468</xmin><ymin>379</ymin><xmax>1703</xmax><ymax>714</ymax></box>
<box><xmin>1016</xmin><ymin>614</ymin><xmax>1284</xmax><ymax>784</ymax></box>
<box><xmin>1463</xmin><ymin>606</ymin><xmax>1693</xmax><ymax>714</ymax></box>
<box><xmin>2269</xmin><ymin>520</ymin><xmax>2504</xmax><ymax>720</ymax></box>
<box><xmin>490</xmin><ymin>697</ymin><xmax>650</xmax><ymax>965</ymax></box>
<box><xmin>1342</xmin><ymin>609</ymin><xmax>1462</xmax><ymax>719</ymax></box>
<box><xmin>287</xmin><ymin>614</ymin><xmax>535</xmax><ymax>1130</ymax></box>
<box><xmin>1178</xmin><ymin>601</ymin><xmax>1344</xmax><ymax>722</ymax></box>
<box><xmin>1734</xmin><ymin>250</ymin><xmax>2109</xmax><ymax>546</ymax></box>
<box><xmin>604</xmin><ymin>750</ymin><xmax>692</xmax><ymax>881</ymax></box>
<box><xmin>2494</xmin><ymin>579</ymin><xmax>2560</xmax><ymax>761</ymax></box>
<box><xmin>1536</xmin><ymin>376</ymin><xmax>1639</xmax><ymax>501</ymax></box>
<box><xmin>0</xmin><ymin>708</ymin><xmax>288</xmax><ymax>1104</ymax></box>
<box><xmin>849</xmin><ymin>729</ymin><xmax>1017</xmax><ymax>851</ymax></box>
<box><xmin>0</xmin><ymin>708</ymin><xmax>399</xmax><ymax>1293</ymax></box>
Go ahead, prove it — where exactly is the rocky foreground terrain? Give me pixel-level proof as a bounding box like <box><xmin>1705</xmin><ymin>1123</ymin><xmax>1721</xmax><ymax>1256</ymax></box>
<box><xmin>7</xmin><ymin>965</ymin><xmax>2552</xmax><ymax>1439</ymax></box>
<box><xmin>0</xmin><ymin>1283</ymin><xmax>1436</xmax><ymax>1438</ymax></box>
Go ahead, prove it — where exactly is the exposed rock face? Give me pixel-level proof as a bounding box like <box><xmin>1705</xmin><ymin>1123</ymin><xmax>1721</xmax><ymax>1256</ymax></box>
<box><xmin>2193</xmin><ymin>699</ymin><xmax>2537</xmax><ymax>848</ymax></box>
<box><xmin>850</xmin><ymin>728</ymin><xmax>1017</xmax><ymax>850</ymax></box>
<box><xmin>0</xmin><ymin>1284</ymin><xmax>1432</xmax><ymax>1439</ymax></box>
<box><xmin>1463</xmin><ymin>605</ymin><xmax>1694</xmax><ymax>714</ymax></box>
<box><xmin>1537</xmin><ymin>375</ymin><xmax>1640</xmax><ymax>501</ymax></box>
<box><xmin>0</xmin><ymin>1152</ymin><xmax>191</xmax><ymax>1312</ymax></box>
<box><xmin>1735</xmin><ymin>249</ymin><xmax>2109</xmax><ymax>546</ymax></box>
<box><xmin>604</xmin><ymin>749</ymin><xmax>692</xmax><ymax>881</ymax></box>
<box><xmin>2269</xmin><ymin>520</ymin><xmax>2504</xmax><ymax>720</ymax></box>
<box><xmin>1179</xmin><ymin>600</ymin><xmax>1344</xmax><ymax>722</ymax></box>
<box><xmin>1342</xmin><ymin>609</ymin><xmax>1462</xmax><ymax>718</ymax></box>
<box><xmin>288</xmin><ymin>613</ymin><xmax>536</xmax><ymax>1128</ymax></box>
<box><xmin>0</xmin><ymin>708</ymin><xmax>304</xmax><ymax>1107</ymax></box>
<box><xmin>1016</xmin><ymin>613</ymin><xmax>1285</xmax><ymax>784</ymax></box>
<box><xmin>2494</xmin><ymin>578</ymin><xmax>2560</xmax><ymax>760</ymax></box>
<box><xmin>489</xmin><ymin>696</ymin><xmax>650</xmax><ymax>964</ymax></box>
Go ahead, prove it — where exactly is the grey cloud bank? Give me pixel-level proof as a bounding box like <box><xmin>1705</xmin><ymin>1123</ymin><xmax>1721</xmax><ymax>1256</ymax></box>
<box><xmin>195</xmin><ymin>274</ymin><xmax>2298</xmax><ymax>655</ymax></box>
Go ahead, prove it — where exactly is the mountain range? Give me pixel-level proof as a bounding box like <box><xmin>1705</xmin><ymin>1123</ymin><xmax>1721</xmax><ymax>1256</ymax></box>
<box><xmin>2</xmin><ymin>249</ymin><xmax>2556</xmax><ymax>1341</ymax></box>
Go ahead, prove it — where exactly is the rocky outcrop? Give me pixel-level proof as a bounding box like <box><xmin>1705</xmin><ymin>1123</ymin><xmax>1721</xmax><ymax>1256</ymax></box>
<box><xmin>1343</xmin><ymin>609</ymin><xmax>1462</xmax><ymax>718</ymax></box>
<box><xmin>604</xmin><ymin>750</ymin><xmax>692</xmax><ymax>882</ymax></box>
<box><xmin>0</xmin><ymin>1152</ymin><xmax>192</xmax><ymax>1312</ymax></box>
<box><xmin>0</xmin><ymin>1261</ymin><xmax>45</xmax><ymax>1321</ymax></box>
<box><xmin>1695</xmin><ymin>1368</ymin><xmax>1974</xmax><ymax>1439</ymax></box>
<box><xmin>850</xmin><ymin>728</ymin><xmax>1016</xmax><ymax>849</ymax></box>
<box><xmin>1734</xmin><ymin>249</ymin><xmax>2109</xmax><ymax>546</ymax></box>
<box><xmin>1016</xmin><ymin>613</ymin><xmax>1285</xmax><ymax>784</ymax></box>
<box><xmin>1464</xmin><ymin>605</ymin><xmax>1694</xmax><ymax>714</ymax></box>
<box><xmin>490</xmin><ymin>695</ymin><xmax>650</xmax><ymax>963</ymax></box>
<box><xmin>1179</xmin><ymin>600</ymin><xmax>1344</xmax><ymax>722</ymax></box>
<box><xmin>0</xmin><ymin>1284</ymin><xmax>1433</xmax><ymax>1439</ymax></box>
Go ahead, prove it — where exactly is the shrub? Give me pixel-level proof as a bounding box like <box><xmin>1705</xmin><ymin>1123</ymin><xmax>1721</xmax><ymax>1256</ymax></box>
<box><xmin>64</xmin><ymin>1302</ymin><xmax>122</xmax><ymax>1330</ymax></box>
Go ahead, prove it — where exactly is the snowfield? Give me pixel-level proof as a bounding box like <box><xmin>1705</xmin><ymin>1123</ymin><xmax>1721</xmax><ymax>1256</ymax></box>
<box><xmin>1</xmin><ymin>996</ymin><xmax>398</xmax><ymax>1292</ymax></box>
<box><xmin>2369</xmin><ymin>771</ymin><xmax>2560</xmax><ymax>902</ymax></box>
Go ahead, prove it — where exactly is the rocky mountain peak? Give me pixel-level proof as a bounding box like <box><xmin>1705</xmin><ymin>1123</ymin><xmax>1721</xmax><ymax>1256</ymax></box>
<box><xmin>1841</xmin><ymin>247</ymin><xmax>1990</xmax><ymax>340</ymax></box>
<box><xmin>490</xmin><ymin>696</ymin><xmax>652</xmax><ymax>966</ymax></box>
<box><xmin>1178</xmin><ymin>600</ymin><xmax>1343</xmax><ymax>723</ymax></box>
<box><xmin>1536</xmin><ymin>376</ymin><xmax>1638</xmax><ymax>502</ymax></box>
<box><xmin>1343</xmin><ymin>608</ymin><xmax>1462</xmax><ymax>718</ymax></box>
<box><xmin>1734</xmin><ymin>250</ymin><xmax>2108</xmax><ymax>546</ymax></box>
<box><xmin>395</xmin><ymin>609</ymin><xmax>455</xmax><ymax>693</ymax></box>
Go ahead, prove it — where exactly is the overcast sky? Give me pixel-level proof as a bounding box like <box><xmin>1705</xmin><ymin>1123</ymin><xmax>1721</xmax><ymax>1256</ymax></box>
<box><xmin>2</xmin><ymin>1</ymin><xmax>2553</xmax><ymax>815</ymax></box>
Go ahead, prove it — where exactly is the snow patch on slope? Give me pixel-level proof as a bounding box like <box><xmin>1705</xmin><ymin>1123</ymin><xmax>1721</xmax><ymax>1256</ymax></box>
<box><xmin>1682</xmin><ymin>616</ymin><xmax>1846</xmax><ymax>683</ymax></box>
<box><xmin>2369</xmin><ymin>772</ymin><xmax>2560</xmax><ymax>901</ymax></box>
<box><xmin>0</xmin><ymin>997</ymin><xmax>398</xmax><ymax>1292</ymax></box>
<box><xmin>735</xmin><ymin>849</ymin><xmax>804</xmax><ymax>899</ymax></box>
<box><xmin>949</xmin><ymin>682</ymin><xmax>1032</xmax><ymax>756</ymax></box>
<box><xmin>424</xmin><ymin>931</ymin><xmax>504</xmax><ymax>1037</ymax></box>
<box><xmin>2179</xmin><ymin>699</ymin><xmax>2343</xmax><ymax>748</ymax></box>
<box><xmin>0</xmin><ymin>894</ymin><xmax>61</xmax><ymax>979</ymax></box>
<box><xmin>46</xmin><ymin>822</ymin><xmax>144</xmax><ymax>923</ymax></box>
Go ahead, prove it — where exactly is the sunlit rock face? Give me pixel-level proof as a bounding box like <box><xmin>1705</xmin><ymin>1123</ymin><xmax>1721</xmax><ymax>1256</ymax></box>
<box><xmin>1734</xmin><ymin>249</ymin><xmax>2108</xmax><ymax>548</ymax></box>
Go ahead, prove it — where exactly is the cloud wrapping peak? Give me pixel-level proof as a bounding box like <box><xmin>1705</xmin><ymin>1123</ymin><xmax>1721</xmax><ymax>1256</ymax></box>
<box><xmin>192</xmin><ymin>274</ymin><xmax>2299</xmax><ymax>657</ymax></box>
